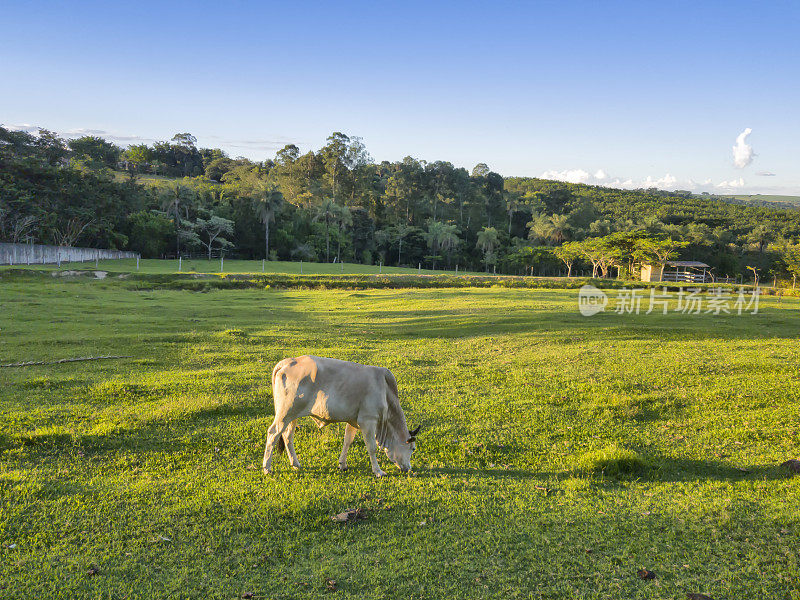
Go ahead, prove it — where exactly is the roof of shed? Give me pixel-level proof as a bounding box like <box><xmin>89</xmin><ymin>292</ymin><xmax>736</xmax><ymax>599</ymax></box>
<box><xmin>665</xmin><ymin>261</ymin><xmax>711</xmax><ymax>268</ymax></box>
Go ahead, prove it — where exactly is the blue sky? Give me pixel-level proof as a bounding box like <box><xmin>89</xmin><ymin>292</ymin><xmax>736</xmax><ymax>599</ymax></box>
<box><xmin>2</xmin><ymin>1</ymin><xmax>799</xmax><ymax>194</ymax></box>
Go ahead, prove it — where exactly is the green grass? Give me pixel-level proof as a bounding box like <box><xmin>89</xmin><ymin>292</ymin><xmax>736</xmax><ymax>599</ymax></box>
<box><xmin>3</xmin><ymin>258</ymin><xmax>480</xmax><ymax>276</ymax></box>
<box><xmin>1</xmin><ymin>275</ymin><xmax>798</xmax><ymax>599</ymax></box>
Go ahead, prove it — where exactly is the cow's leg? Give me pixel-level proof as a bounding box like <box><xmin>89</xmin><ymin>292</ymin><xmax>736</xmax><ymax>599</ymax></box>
<box><xmin>338</xmin><ymin>423</ymin><xmax>359</xmax><ymax>471</ymax></box>
<box><xmin>262</xmin><ymin>417</ymin><xmax>290</xmax><ymax>474</ymax></box>
<box><xmin>358</xmin><ymin>419</ymin><xmax>386</xmax><ymax>477</ymax></box>
<box><xmin>282</xmin><ymin>420</ymin><xmax>301</xmax><ymax>469</ymax></box>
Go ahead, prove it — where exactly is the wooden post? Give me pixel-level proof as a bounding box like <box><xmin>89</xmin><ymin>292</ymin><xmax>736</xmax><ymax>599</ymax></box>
<box><xmin>178</xmin><ymin>256</ymin><xmax>182</xmax><ymax>272</ymax></box>
<box><xmin>773</xmin><ymin>275</ymin><xmax>777</xmax><ymax>288</ymax></box>
<box><xmin>262</xmin><ymin>259</ymin><xmax>265</xmax><ymax>273</ymax></box>
<box><xmin>455</xmin><ymin>264</ymin><xmax>458</xmax><ymax>274</ymax></box>
<box><xmin>418</xmin><ymin>263</ymin><xmax>421</xmax><ymax>274</ymax></box>
<box><xmin>379</xmin><ymin>262</ymin><xmax>382</xmax><ymax>274</ymax></box>
<box><xmin>220</xmin><ymin>256</ymin><xmax>224</xmax><ymax>272</ymax></box>
<box><xmin>341</xmin><ymin>261</ymin><xmax>344</xmax><ymax>273</ymax></box>
<box><xmin>136</xmin><ymin>256</ymin><xmax>140</xmax><ymax>270</ymax></box>
<box><xmin>300</xmin><ymin>260</ymin><xmax>303</xmax><ymax>275</ymax></box>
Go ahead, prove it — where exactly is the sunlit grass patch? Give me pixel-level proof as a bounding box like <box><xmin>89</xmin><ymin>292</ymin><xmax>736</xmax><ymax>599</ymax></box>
<box><xmin>575</xmin><ymin>444</ymin><xmax>655</xmax><ymax>478</ymax></box>
<box><xmin>0</xmin><ymin>277</ymin><xmax>798</xmax><ymax>599</ymax></box>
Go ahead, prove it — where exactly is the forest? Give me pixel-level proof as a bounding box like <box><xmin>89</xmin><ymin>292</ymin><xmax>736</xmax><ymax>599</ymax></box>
<box><xmin>2</xmin><ymin>126</ymin><xmax>800</xmax><ymax>280</ymax></box>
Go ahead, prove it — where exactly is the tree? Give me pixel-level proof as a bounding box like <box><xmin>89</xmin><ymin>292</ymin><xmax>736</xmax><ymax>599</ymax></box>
<box><xmin>53</xmin><ymin>217</ymin><xmax>93</xmax><ymax>247</ymax></box>
<box><xmin>780</xmin><ymin>243</ymin><xmax>800</xmax><ymax>286</ymax></box>
<box><xmin>159</xmin><ymin>184</ymin><xmax>196</xmax><ymax>256</ymax></box>
<box><xmin>527</xmin><ymin>214</ymin><xmax>553</xmax><ymax>245</ymax></box>
<box><xmin>548</xmin><ymin>214</ymin><xmax>571</xmax><ymax>244</ymax></box>
<box><xmin>579</xmin><ymin>237</ymin><xmax>617</xmax><ymax>278</ymax></box>
<box><xmin>746</xmin><ymin>265</ymin><xmax>760</xmax><ymax>286</ymax></box>
<box><xmin>194</xmin><ymin>215</ymin><xmax>235</xmax><ymax>259</ymax></box>
<box><xmin>252</xmin><ymin>183</ymin><xmax>284</xmax><ymax>260</ymax></box>
<box><xmin>472</xmin><ymin>163</ymin><xmax>490</xmax><ymax>177</ymax></box>
<box><xmin>128</xmin><ymin>210</ymin><xmax>174</xmax><ymax>258</ymax></box>
<box><xmin>121</xmin><ymin>144</ymin><xmax>151</xmax><ymax>180</ymax></box>
<box><xmin>476</xmin><ymin>226</ymin><xmax>499</xmax><ymax>272</ymax></box>
<box><xmin>313</xmin><ymin>198</ymin><xmax>339</xmax><ymax>262</ymax></box>
<box><xmin>553</xmin><ymin>241</ymin><xmax>582</xmax><ymax>277</ymax></box>
<box><xmin>603</xmin><ymin>231</ymin><xmax>648</xmax><ymax>278</ymax></box>
<box><xmin>321</xmin><ymin>132</ymin><xmax>350</xmax><ymax>204</ymax></box>
<box><xmin>425</xmin><ymin>220</ymin><xmax>460</xmax><ymax>269</ymax></box>
<box><xmin>636</xmin><ymin>238</ymin><xmax>687</xmax><ymax>280</ymax></box>
<box><xmin>68</xmin><ymin>136</ymin><xmax>121</xmax><ymax>169</ymax></box>
<box><xmin>747</xmin><ymin>225</ymin><xmax>773</xmax><ymax>253</ymax></box>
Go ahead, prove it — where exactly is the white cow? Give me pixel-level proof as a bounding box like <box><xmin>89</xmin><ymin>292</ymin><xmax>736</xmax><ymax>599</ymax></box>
<box><xmin>263</xmin><ymin>355</ymin><xmax>420</xmax><ymax>477</ymax></box>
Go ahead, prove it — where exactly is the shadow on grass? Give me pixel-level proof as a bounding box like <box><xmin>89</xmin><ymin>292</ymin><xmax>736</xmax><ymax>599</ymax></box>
<box><xmin>420</xmin><ymin>455</ymin><xmax>793</xmax><ymax>484</ymax></box>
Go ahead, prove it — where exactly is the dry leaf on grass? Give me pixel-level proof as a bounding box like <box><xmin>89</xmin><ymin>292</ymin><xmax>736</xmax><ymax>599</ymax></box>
<box><xmin>87</xmin><ymin>565</ymin><xmax>101</xmax><ymax>577</ymax></box>
<box><xmin>324</xmin><ymin>578</ymin><xmax>337</xmax><ymax>591</ymax></box>
<box><xmin>636</xmin><ymin>568</ymin><xmax>656</xmax><ymax>580</ymax></box>
<box><xmin>331</xmin><ymin>508</ymin><xmax>367</xmax><ymax>523</ymax></box>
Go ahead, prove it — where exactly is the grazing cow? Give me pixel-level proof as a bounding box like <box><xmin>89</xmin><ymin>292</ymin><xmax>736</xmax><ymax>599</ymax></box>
<box><xmin>263</xmin><ymin>356</ymin><xmax>420</xmax><ymax>477</ymax></box>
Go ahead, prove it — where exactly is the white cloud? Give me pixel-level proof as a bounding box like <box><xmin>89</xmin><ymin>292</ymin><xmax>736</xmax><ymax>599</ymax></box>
<box><xmin>732</xmin><ymin>127</ymin><xmax>754</xmax><ymax>169</ymax></box>
<box><xmin>716</xmin><ymin>178</ymin><xmax>746</xmax><ymax>189</ymax></box>
<box><xmin>539</xmin><ymin>168</ymin><xmax>767</xmax><ymax>194</ymax></box>
<box><xmin>541</xmin><ymin>169</ymin><xmax>683</xmax><ymax>191</ymax></box>
<box><xmin>540</xmin><ymin>169</ymin><xmax>593</xmax><ymax>184</ymax></box>
<box><xmin>755</xmin><ymin>171</ymin><xmax>776</xmax><ymax>176</ymax></box>
<box><xmin>5</xmin><ymin>124</ymin><xmax>155</xmax><ymax>145</ymax></box>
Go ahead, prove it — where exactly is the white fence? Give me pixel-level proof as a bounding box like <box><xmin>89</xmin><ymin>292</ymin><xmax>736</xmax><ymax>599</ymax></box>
<box><xmin>0</xmin><ymin>243</ymin><xmax>139</xmax><ymax>266</ymax></box>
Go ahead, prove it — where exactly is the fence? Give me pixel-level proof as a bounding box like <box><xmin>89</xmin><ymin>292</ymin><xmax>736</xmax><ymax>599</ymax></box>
<box><xmin>0</xmin><ymin>243</ymin><xmax>139</xmax><ymax>266</ymax></box>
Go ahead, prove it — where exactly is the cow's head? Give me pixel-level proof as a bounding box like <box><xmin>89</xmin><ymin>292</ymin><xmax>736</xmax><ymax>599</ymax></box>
<box><xmin>384</xmin><ymin>425</ymin><xmax>421</xmax><ymax>472</ymax></box>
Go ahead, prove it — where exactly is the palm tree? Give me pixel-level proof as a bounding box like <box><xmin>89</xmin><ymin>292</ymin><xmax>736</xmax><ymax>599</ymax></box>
<box><xmin>425</xmin><ymin>221</ymin><xmax>460</xmax><ymax>269</ymax></box>
<box><xmin>335</xmin><ymin>205</ymin><xmax>353</xmax><ymax>263</ymax></box>
<box><xmin>476</xmin><ymin>226</ymin><xmax>499</xmax><ymax>272</ymax></box>
<box><xmin>313</xmin><ymin>198</ymin><xmax>338</xmax><ymax>263</ymax></box>
<box><xmin>505</xmin><ymin>193</ymin><xmax>525</xmax><ymax>235</ymax></box>
<box><xmin>527</xmin><ymin>214</ymin><xmax>553</xmax><ymax>245</ymax></box>
<box><xmin>747</xmin><ymin>225</ymin><xmax>773</xmax><ymax>253</ymax></box>
<box><xmin>547</xmin><ymin>214</ymin><xmax>571</xmax><ymax>245</ymax></box>
<box><xmin>160</xmin><ymin>184</ymin><xmax>195</xmax><ymax>256</ymax></box>
<box><xmin>252</xmin><ymin>183</ymin><xmax>284</xmax><ymax>260</ymax></box>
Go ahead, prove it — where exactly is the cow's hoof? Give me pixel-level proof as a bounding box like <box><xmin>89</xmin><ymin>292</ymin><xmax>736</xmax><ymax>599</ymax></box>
<box><xmin>290</xmin><ymin>464</ymin><xmax>301</xmax><ymax>470</ymax></box>
<box><xmin>338</xmin><ymin>465</ymin><xmax>348</xmax><ymax>471</ymax></box>
<box><xmin>373</xmin><ymin>470</ymin><xmax>387</xmax><ymax>478</ymax></box>
<box><xmin>262</xmin><ymin>467</ymin><xmax>272</xmax><ymax>475</ymax></box>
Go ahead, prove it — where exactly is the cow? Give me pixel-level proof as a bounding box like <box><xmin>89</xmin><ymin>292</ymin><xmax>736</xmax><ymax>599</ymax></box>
<box><xmin>262</xmin><ymin>355</ymin><xmax>421</xmax><ymax>477</ymax></box>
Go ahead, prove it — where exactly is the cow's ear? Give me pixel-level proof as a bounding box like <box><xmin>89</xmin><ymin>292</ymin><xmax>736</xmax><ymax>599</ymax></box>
<box><xmin>408</xmin><ymin>425</ymin><xmax>421</xmax><ymax>437</ymax></box>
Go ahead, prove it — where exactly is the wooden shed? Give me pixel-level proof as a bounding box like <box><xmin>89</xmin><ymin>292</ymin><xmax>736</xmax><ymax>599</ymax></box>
<box><xmin>641</xmin><ymin>260</ymin><xmax>711</xmax><ymax>283</ymax></box>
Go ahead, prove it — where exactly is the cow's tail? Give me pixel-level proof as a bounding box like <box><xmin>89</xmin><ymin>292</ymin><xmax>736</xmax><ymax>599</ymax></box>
<box><xmin>271</xmin><ymin>360</ymin><xmax>284</xmax><ymax>395</ymax></box>
<box><xmin>271</xmin><ymin>360</ymin><xmax>286</xmax><ymax>454</ymax></box>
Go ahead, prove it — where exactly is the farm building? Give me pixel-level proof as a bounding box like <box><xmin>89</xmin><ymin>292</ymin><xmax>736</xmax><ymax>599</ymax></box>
<box><xmin>641</xmin><ymin>260</ymin><xmax>711</xmax><ymax>283</ymax></box>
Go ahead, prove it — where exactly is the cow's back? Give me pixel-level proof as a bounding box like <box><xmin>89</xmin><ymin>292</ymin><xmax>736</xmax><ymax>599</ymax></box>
<box><xmin>271</xmin><ymin>356</ymin><xmax>388</xmax><ymax>424</ymax></box>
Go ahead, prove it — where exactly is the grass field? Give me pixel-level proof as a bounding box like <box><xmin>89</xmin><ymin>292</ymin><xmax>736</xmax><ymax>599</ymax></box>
<box><xmin>4</xmin><ymin>258</ymin><xmax>478</xmax><ymax>276</ymax></box>
<box><xmin>1</xmin><ymin>274</ymin><xmax>799</xmax><ymax>599</ymax></box>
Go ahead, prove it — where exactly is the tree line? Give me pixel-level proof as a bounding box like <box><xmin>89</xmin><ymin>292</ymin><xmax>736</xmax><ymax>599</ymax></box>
<box><xmin>1</xmin><ymin>125</ymin><xmax>799</xmax><ymax>281</ymax></box>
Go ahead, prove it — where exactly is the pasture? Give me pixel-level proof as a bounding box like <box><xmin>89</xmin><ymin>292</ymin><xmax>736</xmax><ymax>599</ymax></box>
<box><xmin>1</xmin><ymin>273</ymin><xmax>798</xmax><ymax>599</ymax></box>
